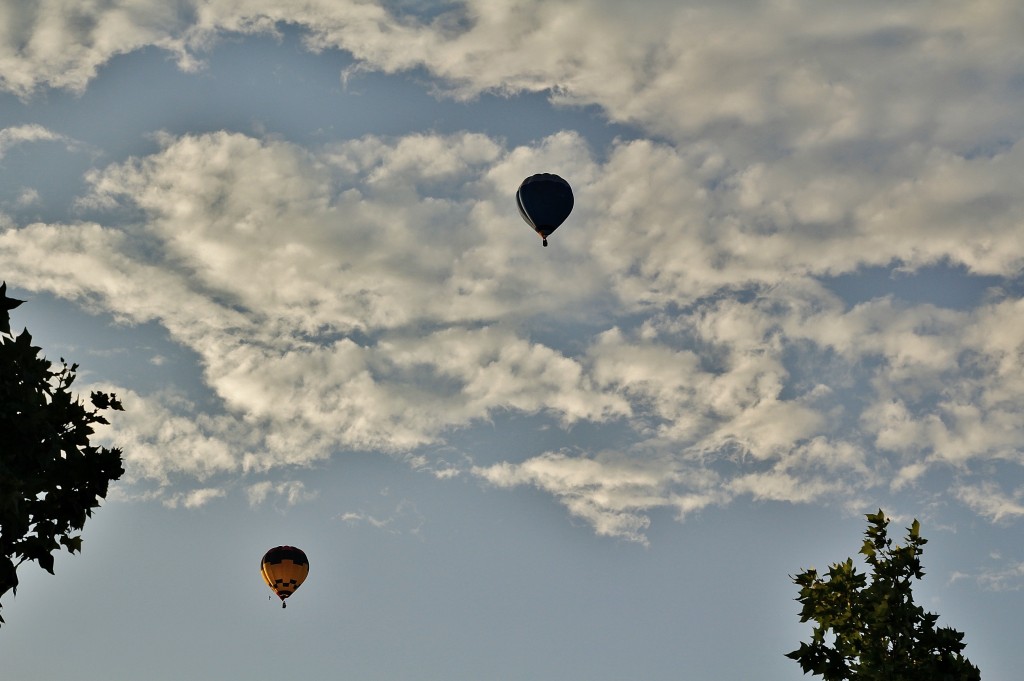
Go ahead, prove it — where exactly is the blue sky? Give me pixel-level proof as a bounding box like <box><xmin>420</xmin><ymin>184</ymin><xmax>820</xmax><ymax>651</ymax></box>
<box><xmin>1</xmin><ymin>2</ymin><xmax>1023</xmax><ymax>679</ymax></box>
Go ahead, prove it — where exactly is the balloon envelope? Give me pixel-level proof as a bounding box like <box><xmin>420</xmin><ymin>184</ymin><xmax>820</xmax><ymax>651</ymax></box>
<box><xmin>260</xmin><ymin>545</ymin><xmax>309</xmax><ymax>607</ymax></box>
<box><xmin>516</xmin><ymin>174</ymin><xmax>573</xmax><ymax>246</ymax></box>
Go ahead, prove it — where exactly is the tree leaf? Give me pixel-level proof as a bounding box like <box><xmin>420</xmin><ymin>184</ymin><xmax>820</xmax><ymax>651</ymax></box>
<box><xmin>60</xmin><ymin>535</ymin><xmax>84</xmax><ymax>554</ymax></box>
<box><xmin>36</xmin><ymin>552</ymin><xmax>55</xmax><ymax>576</ymax></box>
<box><xmin>0</xmin><ymin>281</ymin><xmax>25</xmax><ymax>337</ymax></box>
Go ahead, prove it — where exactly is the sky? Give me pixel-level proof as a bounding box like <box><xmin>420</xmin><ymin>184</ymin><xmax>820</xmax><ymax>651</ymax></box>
<box><xmin>1</xmin><ymin>1</ymin><xmax>1023</xmax><ymax>679</ymax></box>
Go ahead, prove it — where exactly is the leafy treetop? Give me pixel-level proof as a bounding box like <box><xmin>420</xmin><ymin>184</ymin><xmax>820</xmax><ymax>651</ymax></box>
<box><xmin>0</xmin><ymin>282</ymin><xmax>124</xmax><ymax>625</ymax></box>
<box><xmin>787</xmin><ymin>510</ymin><xmax>980</xmax><ymax>681</ymax></box>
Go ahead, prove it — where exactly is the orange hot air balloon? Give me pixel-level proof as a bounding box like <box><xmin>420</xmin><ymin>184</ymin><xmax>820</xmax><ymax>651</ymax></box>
<box><xmin>260</xmin><ymin>546</ymin><xmax>309</xmax><ymax>608</ymax></box>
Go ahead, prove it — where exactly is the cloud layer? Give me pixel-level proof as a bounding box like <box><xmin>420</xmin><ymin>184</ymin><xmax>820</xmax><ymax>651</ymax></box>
<box><xmin>2</xmin><ymin>0</ymin><xmax>1023</xmax><ymax>540</ymax></box>
<box><xmin>3</xmin><ymin>121</ymin><xmax>1023</xmax><ymax>540</ymax></box>
<box><xmin>6</xmin><ymin>2</ymin><xmax>1024</xmax><ymax>152</ymax></box>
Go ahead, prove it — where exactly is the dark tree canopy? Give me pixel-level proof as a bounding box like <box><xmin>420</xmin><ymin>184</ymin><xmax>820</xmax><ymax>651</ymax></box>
<box><xmin>787</xmin><ymin>510</ymin><xmax>980</xmax><ymax>681</ymax></box>
<box><xmin>0</xmin><ymin>282</ymin><xmax>124</xmax><ymax>625</ymax></box>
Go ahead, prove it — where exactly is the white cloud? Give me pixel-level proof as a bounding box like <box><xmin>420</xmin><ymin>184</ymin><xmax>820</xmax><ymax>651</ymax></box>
<box><xmin>949</xmin><ymin>553</ymin><xmax>1024</xmax><ymax>592</ymax></box>
<box><xmin>163</xmin><ymin>487</ymin><xmax>227</xmax><ymax>508</ymax></box>
<box><xmin>474</xmin><ymin>451</ymin><xmax>696</xmax><ymax>545</ymax></box>
<box><xmin>336</xmin><ymin>499</ymin><xmax>424</xmax><ymax>535</ymax></box>
<box><xmin>91</xmin><ymin>388</ymin><xmax>249</xmax><ymax>483</ymax></box>
<box><xmin>247</xmin><ymin>480</ymin><xmax>318</xmax><ymax>506</ymax></box>
<box><xmin>955</xmin><ymin>482</ymin><xmax>1024</xmax><ymax>523</ymax></box>
<box><xmin>0</xmin><ymin>124</ymin><xmax>66</xmax><ymax>158</ymax></box>
<box><xmin>976</xmin><ymin>561</ymin><xmax>1024</xmax><ymax>592</ymax></box>
<box><xmin>0</xmin><ymin>1</ymin><xmax>197</xmax><ymax>95</ymax></box>
<box><xmin>15</xmin><ymin>188</ymin><xmax>40</xmax><ymax>207</ymax></box>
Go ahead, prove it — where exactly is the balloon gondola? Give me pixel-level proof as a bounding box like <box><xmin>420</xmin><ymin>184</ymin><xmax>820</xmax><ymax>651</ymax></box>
<box><xmin>260</xmin><ymin>545</ymin><xmax>309</xmax><ymax>608</ymax></box>
<box><xmin>516</xmin><ymin>173</ymin><xmax>573</xmax><ymax>247</ymax></box>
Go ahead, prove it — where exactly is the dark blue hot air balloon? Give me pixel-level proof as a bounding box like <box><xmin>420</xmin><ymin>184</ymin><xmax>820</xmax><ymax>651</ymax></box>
<box><xmin>516</xmin><ymin>173</ymin><xmax>573</xmax><ymax>247</ymax></box>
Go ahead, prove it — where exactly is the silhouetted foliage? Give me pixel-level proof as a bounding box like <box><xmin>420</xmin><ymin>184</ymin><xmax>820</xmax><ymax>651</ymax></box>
<box><xmin>0</xmin><ymin>283</ymin><xmax>124</xmax><ymax>625</ymax></box>
<box><xmin>787</xmin><ymin>510</ymin><xmax>980</xmax><ymax>681</ymax></box>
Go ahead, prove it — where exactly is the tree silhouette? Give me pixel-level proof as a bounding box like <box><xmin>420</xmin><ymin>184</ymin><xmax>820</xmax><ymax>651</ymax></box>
<box><xmin>0</xmin><ymin>283</ymin><xmax>124</xmax><ymax>625</ymax></box>
<box><xmin>787</xmin><ymin>510</ymin><xmax>980</xmax><ymax>680</ymax></box>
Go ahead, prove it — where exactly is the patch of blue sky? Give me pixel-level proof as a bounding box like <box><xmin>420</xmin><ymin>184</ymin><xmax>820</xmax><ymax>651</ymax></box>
<box><xmin>821</xmin><ymin>263</ymin><xmax>1009</xmax><ymax>310</ymax></box>
<box><xmin>0</xmin><ymin>23</ymin><xmax>638</xmax><ymax>158</ymax></box>
<box><xmin>439</xmin><ymin>409</ymin><xmax>634</xmax><ymax>467</ymax></box>
<box><xmin>378</xmin><ymin>0</ymin><xmax>468</xmax><ymax>24</ymax></box>
<box><xmin>778</xmin><ymin>337</ymin><xmax>865</xmax><ymax>398</ymax></box>
<box><xmin>510</xmin><ymin>300</ymin><xmax>628</xmax><ymax>352</ymax></box>
<box><xmin>5</xmin><ymin>285</ymin><xmax>213</xmax><ymax>406</ymax></box>
<box><xmin>0</xmin><ymin>132</ymin><xmax>96</xmax><ymax>225</ymax></box>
